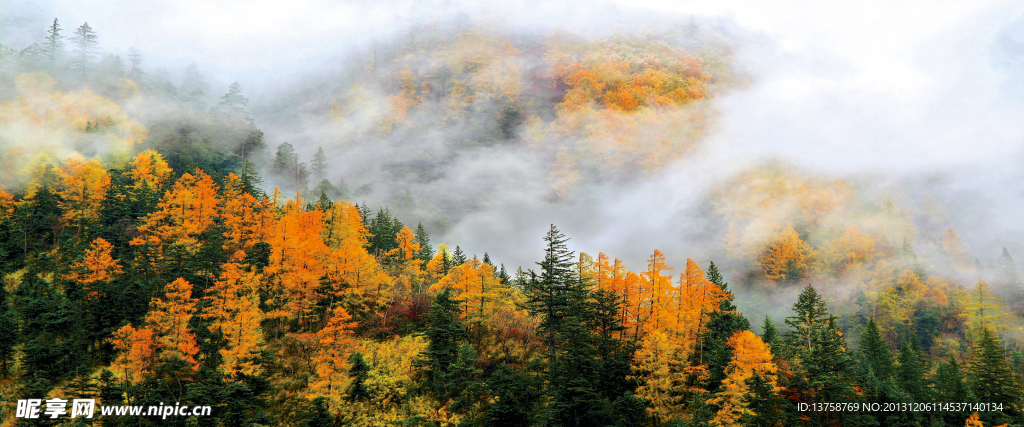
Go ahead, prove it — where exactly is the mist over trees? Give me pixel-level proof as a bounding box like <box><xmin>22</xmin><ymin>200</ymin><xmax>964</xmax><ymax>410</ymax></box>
<box><xmin>1</xmin><ymin>13</ymin><xmax>1024</xmax><ymax>427</ymax></box>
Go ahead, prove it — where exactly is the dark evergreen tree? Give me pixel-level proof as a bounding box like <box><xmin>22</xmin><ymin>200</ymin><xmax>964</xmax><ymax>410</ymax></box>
<box><xmin>741</xmin><ymin>373</ymin><xmax>790</xmax><ymax>427</ymax></box>
<box><xmin>761</xmin><ymin>315</ymin><xmax>780</xmax><ymax>354</ymax></box>
<box><xmin>418</xmin><ymin>288</ymin><xmax>477</xmax><ymax>405</ymax></box>
<box><xmin>414</xmin><ymin>222</ymin><xmax>433</xmax><ymax>264</ymax></box>
<box><xmin>238</xmin><ymin>159</ymin><xmax>265</xmax><ymax>198</ymax></box>
<box><xmin>935</xmin><ymin>353</ymin><xmax>972</xmax><ymax>426</ymax></box>
<box><xmin>487</xmin><ymin>363</ymin><xmax>540</xmax><ymax>427</ymax></box>
<box><xmin>452</xmin><ymin>245</ymin><xmax>467</xmax><ymax>266</ymax></box>
<box><xmin>42</xmin><ymin>18</ymin><xmax>63</xmax><ymax>69</ymax></box>
<box><xmin>525</xmin><ymin>225</ymin><xmax>576</xmax><ymax>360</ymax></box>
<box><xmin>311</xmin><ymin>147</ymin><xmax>329</xmax><ymax>182</ymax></box>
<box><xmin>0</xmin><ymin>283</ymin><xmax>18</xmax><ymax>374</ymax></box>
<box><xmin>700</xmin><ymin>261</ymin><xmax>750</xmax><ymax>392</ymax></box>
<box><xmin>70</xmin><ymin>22</ymin><xmax>98</xmax><ymax>76</ymax></box>
<box><xmin>858</xmin><ymin>318</ymin><xmax>894</xmax><ymax>380</ymax></box>
<box><xmin>498</xmin><ymin>264</ymin><xmax>511</xmax><ymax>285</ymax></box>
<box><xmin>303</xmin><ymin>396</ymin><xmax>335</xmax><ymax>427</ymax></box>
<box><xmin>346</xmin><ymin>352</ymin><xmax>370</xmax><ymax>401</ymax></box>
<box><xmin>783</xmin><ymin>286</ymin><xmax>873</xmax><ymax>427</ymax></box>
<box><xmin>896</xmin><ymin>340</ymin><xmax>926</xmax><ymax>401</ymax></box>
<box><xmin>967</xmin><ymin>328</ymin><xmax>1020</xmax><ymax>425</ymax></box>
<box><xmin>367</xmin><ymin>208</ymin><xmax>402</xmax><ymax>256</ymax></box>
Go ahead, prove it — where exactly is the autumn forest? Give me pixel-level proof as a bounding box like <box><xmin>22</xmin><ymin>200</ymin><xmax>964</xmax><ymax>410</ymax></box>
<box><xmin>1</xmin><ymin>12</ymin><xmax>1023</xmax><ymax>427</ymax></box>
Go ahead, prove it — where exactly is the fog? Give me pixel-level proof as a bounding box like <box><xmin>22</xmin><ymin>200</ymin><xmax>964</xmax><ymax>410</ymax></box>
<box><xmin>4</xmin><ymin>0</ymin><xmax>1024</xmax><ymax>322</ymax></box>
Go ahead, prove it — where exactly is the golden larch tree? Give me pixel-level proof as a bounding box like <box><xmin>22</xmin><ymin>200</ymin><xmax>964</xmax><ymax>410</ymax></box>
<box><xmin>67</xmin><ymin>237</ymin><xmax>122</xmax><ymax>301</ymax></box>
<box><xmin>708</xmin><ymin>331</ymin><xmax>779</xmax><ymax>427</ymax></box>
<box><xmin>203</xmin><ymin>262</ymin><xmax>266</xmax><ymax>377</ymax></box>
<box><xmin>321</xmin><ymin>201</ymin><xmax>392</xmax><ymax>305</ymax></box>
<box><xmin>759</xmin><ymin>225</ymin><xmax>815</xmax><ymax>283</ymax></box>
<box><xmin>109</xmin><ymin>278</ymin><xmax>200</xmax><ymax>383</ymax></box>
<box><xmin>56</xmin><ymin>154</ymin><xmax>110</xmax><ymax>237</ymax></box>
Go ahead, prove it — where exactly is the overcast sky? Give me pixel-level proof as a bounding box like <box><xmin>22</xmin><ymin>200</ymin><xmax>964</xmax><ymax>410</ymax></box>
<box><xmin>3</xmin><ymin>0</ymin><xmax>1024</xmax><ymax>270</ymax></box>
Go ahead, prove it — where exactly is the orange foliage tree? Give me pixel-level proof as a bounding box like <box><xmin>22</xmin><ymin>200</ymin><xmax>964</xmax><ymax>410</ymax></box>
<box><xmin>56</xmin><ymin>154</ymin><xmax>110</xmax><ymax>237</ymax></box>
<box><xmin>203</xmin><ymin>262</ymin><xmax>265</xmax><ymax>377</ymax></box>
<box><xmin>221</xmin><ymin>173</ymin><xmax>275</xmax><ymax>256</ymax></box>
<box><xmin>131</xmin><ymin>169</ymin><xmax>221</xmax><ymax>256</ymax></box>
<box><xmin>264</xmin><ymin>196</ymin><xmax>330</xmax><ymax>325</ymax></box>
<box><xmin>707</xmin><ymin>331</ymin><xmax>779</xmax><ymax>427</ymax></box>
<box><xmin>759</xmin><ymin>225</ymin><xmax>816</xmax><ymax>283</ymax></box>
<box><xmin>67</xmin><ymin>237</ymin><xmax>122</xmax><ymax>301</ymax></box>
<box><xmin>321</xmin><ymin>201</ymin><xmax>392</xmax><ymax>306</ymax></box>
<box><xmin>110</xmin><ymin>278</ymin><xmax>200</xmax><ymax>383</ymax></box>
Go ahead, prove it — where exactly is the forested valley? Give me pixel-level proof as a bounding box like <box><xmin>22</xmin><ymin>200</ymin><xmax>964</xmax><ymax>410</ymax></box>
<box><xmin>1</xmin><ymin>17</ymin><xmax>1023</xmax><ymax>427</ymax></box>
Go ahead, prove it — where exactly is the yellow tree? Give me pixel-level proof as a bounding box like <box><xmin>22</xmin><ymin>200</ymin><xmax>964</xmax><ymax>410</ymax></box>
<box><xmin>635</xmin><ymin>328</ymin><xmax>688</xmax><ymax>423</ymax></box>
<box><xmin>430</xmin><ymin>259</ymin><xmax>507</xmax><ymax>332</ymax></box>
<box><xmin>823</xmin><ymin>226</ymin><xmax>876</xmax><ymax>273</ymax></box>
<box><xmin>109</xmin><ymin>278</ymin><xmax>200</xmax><ymax>382</ymax></box>
<box><xmin>941</xmin><ymin>228</ymin><xmax>973</xmax><ymax>272</ymax></box>
<box><xmin>67</xmin><ymin>237</ymin><xmax>122</xmax><ymax>301</ymax></box>
<box><xmin>759</xmin><ymin>225</ymin><xmax>815</xmax><ymax>283</ymax></box>
<box><xmin>126</xmin><ymin>149</ymin><xmax>172</xmax><ymax>190</ymax></box>
<box><xmin>321</xmin><ymin>201</ymin><xmax>392</xmax><ymax>305</ymax></box>
<box><xmin>708</xmin><ymin>331</ymin><xmax>779</xmax><ymax>427</ymax></box>
<box><xmin>264</xmin><ymin>197</ymin><xmax>330</xmax><ymax>325</ymax></box>
<box><xmin>203</xmin><ymin>262</ymin><xmax>265</xmax><ymax>377</ymax></box>
<box><xmin>0</xmin><ymin>189</ymin><xmax>16</xmax><ymax>220</ymax></box>
<box><xmin>387</xmin><ymin>226</ymin><xmax>424</xmax><ymax>295</ymax></box>
<box><xmin>645</xmin><ymin>249</ymin><xmax>674</xmax><ymax>333</ymax></box>
<box><xmin>221</xmin><ymin>173</ymin><xmax>275</xmax><ymax>256</ymax></box>
<box><xmin>675</xmin><ymin>259</ymin><xmax>729</xmax><ymax>357</ymax></box>
<box><xmin>56</xmin><ymin>154</ymin><xmax>110</xmax><ymax>237</ymax></box>
<box><xmin>131</xmin><ymin>169</ymin><xmax>221</xmax><ymax>255</ymax></box>
<box><xmin>964</xmin><ymin>280</ymin><xmax>1006</xmax><ymax>334</ymax></box>
<box><xmin>308</xmin><ymin>306</ymin><xmax>358</xmax><ymax>405</ymax></box>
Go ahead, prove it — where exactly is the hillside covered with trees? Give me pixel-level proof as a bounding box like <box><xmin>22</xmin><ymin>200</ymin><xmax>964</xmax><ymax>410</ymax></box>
<box><xmin>1</xmin><ymin>16</ymin><xmax>1023</xmax><ymax>427</ymax></box>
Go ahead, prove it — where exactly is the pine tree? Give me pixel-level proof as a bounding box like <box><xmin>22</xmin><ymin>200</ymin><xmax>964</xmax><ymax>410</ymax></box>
<box><xmin>311</xmin><ymin>147</ymin><xmax>328</xmax><ymax>182</ymax></box>
<box><xmin>418</xmin><ymin>287</ymin><xmax>470</xmax><ymax>402</ymax></box>
<box><xmin>126</xmin><ymin>44</ymin><xmax>143</xmax><ymax>80</ymax></box>
<box><xmin>414</xmin><ymin>222</ymin><xmax>433</xmax><ymax>264</ymax></box>
<box><xmin>967</xmin><ymin>328</ymin><xmax>1019</xmax><ymax>424</ymax></box>
<box><xmin>997</xmin><ymin>247</ymin><xmax>1023</xmax><ymax>295</ymax></box>
<box><xmin>0</xmin><ymin>284</ymin><xmax>18</xmax><ymax>374</ymax></box>
<box><xmin>219</xmin><ymin>82</ymin><xmax>253</xmax><ymax>125</ymax></box>
<box><xmin>701</xmin><ymin>261</ymin><xmax>751</xmax><ymax>392</ymax></box>
<box><xmin>487</xmin><ymin>363</ymin><xmax>540</xmax><ymax>427</ymax></box>
<box><xmin>784</xmin><ymin>285</ymin><xmax>830</xmax><ymax>353</ymax></box>
<box><xmin>42</xmin><ymin>18</ymin><xmax>63</xmax><ymax>68</ymax></box>
<box><xmin>858</xmin><ymin>317</ymin><xmax>894</xmax><ymax>380</ymax></box>
<box><xmin>896</xmin><ymin>340</ymin><xmax>926</xmax><ymax>401</ymax></box>
<box><xmin>761</xmin><ymin>316</ymin><xmax>780</xmax><ymax>354</ymax></box>
<box><xmin>452</xmin><ymin>245</ymin><xmax>468</xmax><ymax>266</ymax></box>
<box><xmin>346</xmin><ymin>352</ymin><xmax>370</xmax><ymax>401</ymax></box>
<box><xmin>525</xmin><ymin>225</ymin><xmax>576</xmax><ymax>360</ymax></box>
<box><xmin>935</xmin><ymin>353</ymin><xmax>971</xmax><ymax>426</ymax></box>
<box><xmin>70</xmin><ymin>22</ymin><xmax>98</xmax><ymax>76</ymax></box>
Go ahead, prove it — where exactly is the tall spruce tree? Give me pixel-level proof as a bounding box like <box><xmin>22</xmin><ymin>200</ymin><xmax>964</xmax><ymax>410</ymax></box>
<box><xmin>858</xmin><ymin>318</ymin><xmax>894</xmax><ymax>380</ymax></box>
<box><xmin>311</xmin><ymin>147</ymin><xmax>328</xmax><ymax>182</ymax></box>
<box><xmin>700</xmin><ymin>261</ymin><xmax>750</xmax><ymax>392</ymax></box>
<box><xmin>418</xmin><ymin>287</ymin><xmax>480</xmax><ymax>408</ymax></box>
<box><xmin>42</xmin><ymin>18</ymin><xmax>63</xmax><ymax>69</ymax></box>
<box><xmin>70</xmin><ymin>22</ymin><xmax>98</xmax><ymax>76</ymax></box>
<box><xmin>526</xmin><ymin>225</ymin><xmax>576</xmax><ymax>360</ymax></box>
<box><xmin>967</xmin><ymin>328</ymin><xmax>1020</xmax><ymax>425</ymax></box>
<box><xmin>414</xmin><ymin>222</ymin><xmax>433</xmax><ymax>264</ymax></box>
